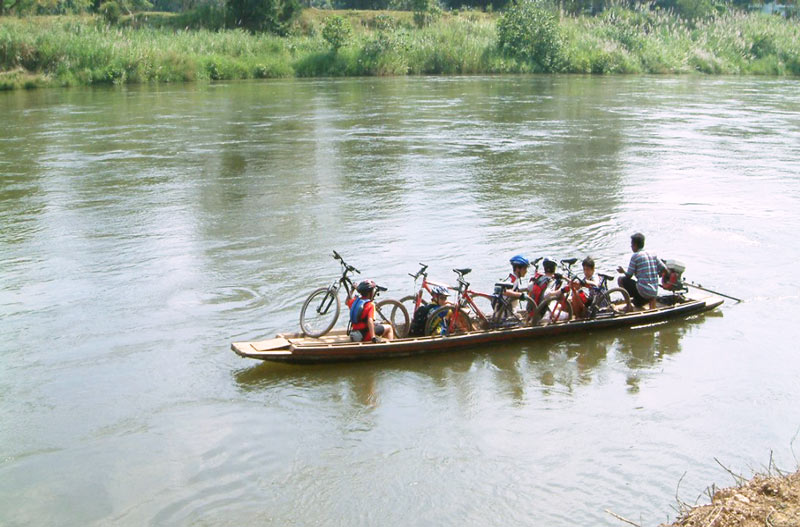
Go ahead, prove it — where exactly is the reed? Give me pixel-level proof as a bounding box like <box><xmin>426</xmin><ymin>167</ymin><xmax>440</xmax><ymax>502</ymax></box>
<box><xmin>1</xmin><ymin>8</ymin><xmax>798</xmax><ymax>90</ymax></box>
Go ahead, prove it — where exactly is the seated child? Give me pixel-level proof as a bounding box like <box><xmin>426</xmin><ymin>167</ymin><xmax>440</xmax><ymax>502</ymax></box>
<box><xmin>346</xmin><ymin>280</ymin><xmax>394</xmax><ymax>342</ymax></box>
<box><xmin>571</xmin><ymin>257</ymin><xmax>599</xmax><ymax>319</ymax></box>
<box><xmin>408</xmin><ymin>285</ymin><xmax>450</xmax><ymax>337</ymax></box>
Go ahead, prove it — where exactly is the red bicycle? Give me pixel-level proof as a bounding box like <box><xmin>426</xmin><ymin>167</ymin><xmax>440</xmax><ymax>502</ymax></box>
<box><xmin>425</xmin><ymin>268</ymin><xmax>522</xmax><ymax>336</ymax></box>
<box><xmin>527</xmin><ymin>258</ymin><xmax>576</xmax><ymax>325</ymax></box>
<box><xmin>399</xmin><ymin>263</ymin><xmax>455</xmax><ymax>318</ymax></box>
<box><xmin>528</xmin><ymin>258</ymin><xmax>632</xmax><ymax>324</ymax></box>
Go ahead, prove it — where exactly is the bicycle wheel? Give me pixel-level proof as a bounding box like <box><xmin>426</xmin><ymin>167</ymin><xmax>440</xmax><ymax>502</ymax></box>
<box><xmin>399</xmin><ymin>295</ymin><xmax>422</xmax><ymax>319</ymax></box>
<box><xmin>375</xmin><ymin>299</ymin><xmax>410</xmax><ymax>338</ymax></box>
<box><xmin>492</xmin><ymin>302</ymin><xmax>522</xmax><ymax>328</ymax></box>
<box><xmin>426</xmin><ymin>306</ymin><xmax>473</xmax><ymax>336</ymax></box>
<box><xmin>299</xmin><ymin>287</ymin><xmax>340</xmax><ymax>337</ymax></box>
<box><xmin>468</xmin><ymin>295</ymin><xmax>495</xmax><ymax>330</ymax></box>
<box><xmin>604</xmin><ymin>287</ymin><xmax>632</xmax><ymax>314</ymax></box>
<box><xmin>523</xmin><ymin>299</ymin><xmax>539</xmax><ymax>326</ymax></box>
<box><xmin>533</xmin><ymin>296</ymin><xmax>573</xmax><ymax>325</ymax></box>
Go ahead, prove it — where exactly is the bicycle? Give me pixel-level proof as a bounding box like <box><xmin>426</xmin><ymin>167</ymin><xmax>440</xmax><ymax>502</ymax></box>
<box><xmin>527</xmin><ymin>258</ymin><xmax>576</xmax><ymax>325</ymax></box>
<box><xmin>399</xmin><ymin>263</ymin><xmax>454</xmax><ymax>317</ymax></box>
<box><xmin>425</xmin><ymin>269</ymin><xmax>522</xmax><ymax>336</ymax></box>
<box><xmin>530</xmin><ymin>258</ymin><xmax>632</xmax><ymax>323</ymax></box>
<box><xmin>584</xmin><ymin>273</ymin><xmax>633</xmax><ymax>319</ymax></box>
<box><xmin>299</xmin><ymin>251</ymin><xmax>409</xmax><ymax>338</ymax></box>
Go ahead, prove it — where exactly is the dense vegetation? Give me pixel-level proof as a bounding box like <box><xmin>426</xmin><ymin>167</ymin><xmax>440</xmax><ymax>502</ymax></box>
<box><xmin>1</xmin><ymin>2</ymin><xmax>800</xmax><ymax>90</ymax></box>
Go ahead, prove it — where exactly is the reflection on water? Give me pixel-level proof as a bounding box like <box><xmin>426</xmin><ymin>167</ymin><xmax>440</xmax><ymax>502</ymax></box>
<box><xmin>234</xmin><ymin>309</ymin><xmax>714</xmax><ymax>409</ymax></box>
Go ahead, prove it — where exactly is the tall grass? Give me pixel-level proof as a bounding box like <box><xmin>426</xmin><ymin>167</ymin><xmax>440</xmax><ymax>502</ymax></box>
<box><xmin>559</xmin><ymin>7</ymin><xmax>800</xmax><ymax>75</ymax></box>
<box><xmin>1</xmin><ymin>8</ymin><xmax>799</xmax><ymax>90</ymax></box>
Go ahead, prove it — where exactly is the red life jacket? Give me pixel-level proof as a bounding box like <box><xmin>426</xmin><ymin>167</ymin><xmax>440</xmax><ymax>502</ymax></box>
<box><xmin>531</xmin><ymin>274</ymin><xmax>552</xmax><ymax>304</ymax></box>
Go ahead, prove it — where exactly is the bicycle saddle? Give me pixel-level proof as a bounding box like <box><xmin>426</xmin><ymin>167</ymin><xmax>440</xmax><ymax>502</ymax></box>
<box><xmin>598</xmin><ymin>273</ymin><xmax>614</xmax><ymax>280</ymax></box>
<box><xmin>453</xmin><ymin>268</ymin><xmax>472</xmax><ymax>276</ymax></box>
<box><xmin>494</xmin><ymin>282</ymin><xmax>515</xmax><ymax>290</ymax></box>
<box><xmin>561</xmin><ymin>258</ymin><xmax>578</xmax><ymax>266</ymax></box>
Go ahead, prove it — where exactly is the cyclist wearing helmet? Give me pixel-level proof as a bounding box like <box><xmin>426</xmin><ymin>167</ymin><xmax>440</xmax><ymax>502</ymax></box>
<box><xmin>408</xmin><ymin>285</ymin><xmax>450</xmax><ymax>337</ymax></box>
<box><xmin>504</xmin><ymin>254</ymin><xmax>531</xmax><ymax>311</ymax></box>
<box><xmin>346</xmin><ymin>280</ymin><xmax>394</xmax><ymax>343</ymax></box>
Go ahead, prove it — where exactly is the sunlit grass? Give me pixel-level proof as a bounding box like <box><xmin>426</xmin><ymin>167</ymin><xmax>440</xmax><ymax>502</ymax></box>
<box><xmin>1</xmin><ymin>8</ymin><xmax>798</xmax><ymax>90</ymax></box>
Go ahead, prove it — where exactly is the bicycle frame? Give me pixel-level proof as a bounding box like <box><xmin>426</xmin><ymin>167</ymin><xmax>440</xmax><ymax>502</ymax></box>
<box><xmin>587</xmin><ymin>273</ymin><xmax>621</xmax><ymax>316</ymax></box>
<box><xmin>446</xmin><ymin>272</ymin><xmax>519</xmax><ymax>333</ymax></box>
<box><xmin>408</xmin><ymin>263</ymin><xmax>453</xmax><ymax>313</ymax></box>
<box><xmin>314</xmin><ymin>251</ymin><xmax>359</xmax><ymax>316</ymax></box>
<box><xmin>536</xmin><ymin>259</ymin><xmax>576</xmax><ymax>323</ymax></box>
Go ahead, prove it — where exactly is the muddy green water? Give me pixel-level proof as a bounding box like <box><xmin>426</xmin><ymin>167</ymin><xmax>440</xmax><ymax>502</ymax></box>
<box><xmin>2</xmin><ymin>76</ymin><xmax>800</xmax><ymax>526</ymax></box>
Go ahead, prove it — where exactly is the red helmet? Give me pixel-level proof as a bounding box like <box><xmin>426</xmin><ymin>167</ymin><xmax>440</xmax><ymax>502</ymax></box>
<box><xmin>356</xmin><ymin>280</ymin><xmax>377</xmax><ymax>296</ymax></box>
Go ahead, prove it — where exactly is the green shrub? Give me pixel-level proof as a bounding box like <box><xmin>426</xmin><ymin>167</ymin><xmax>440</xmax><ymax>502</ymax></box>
<box><xmin>371</xmin><ymin>13</ymin><xmax>398</xmax><ymax>31</ymax></box>
<box><xmin>226</xmin><ymin>0</ymin><xmax>301</xmax><ymax>35</ymax></box>
<box><xmin>359</xmin><ymin>29</ymin><xmax>411</xmax><ymax>74</ymax></box>
<box><xmin>99</xmin><ymin>1</ymin><xmax>121</xmax><ymax>24</ymax></box>
<box><xmin>321</xmin><ymin>15</ymin><xmax>352</xmax><ymax>52</ymax></box>
<box><xmin>411</xmin><ymin>0</ymin><xmax>441</xmax><ymax>28</ymax></box>
<box><xmin>497</xmin><ymin>0</ymin><xmax>563</xmax><ymax>72</ymax></box>
<box><xmin>172</xmin><ymin>3</ymin><xmax>227</xmax><ymax>31</ymax></box>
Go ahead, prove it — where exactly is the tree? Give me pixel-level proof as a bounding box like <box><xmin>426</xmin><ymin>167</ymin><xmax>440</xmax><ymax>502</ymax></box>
<box><xmin>322</xmin><ymin>15</ymin><xmax>353</xmax><ymax>52</ymax></box>
<box><xmin>497</xmin><ymin>0</ymin><xmax>563</xmax><ymax>71</ymax></box>
<box><xmin>1</xmin><ymin>0</ymin><xmax>18</xmax><ymax>15</ymax></box>
<box><xmin>227</xmin><ymin>0</ymin><xmax>301</xmax><ymax>34</ymax></box>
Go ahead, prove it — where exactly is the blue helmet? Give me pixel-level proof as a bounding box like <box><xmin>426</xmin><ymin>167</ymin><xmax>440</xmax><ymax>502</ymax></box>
<box><xmin>430</xmin><ymin>285</ymin><xmax>449</xmax><ymax>297</ymax></box>
<box><xmin>509</xmin><ymin>254</ymin><xmax>530</xmax><ymax>267</ymax></box>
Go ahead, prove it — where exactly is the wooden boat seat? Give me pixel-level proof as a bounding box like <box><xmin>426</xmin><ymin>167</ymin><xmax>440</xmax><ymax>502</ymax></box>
<box><xmin>252</xmin><ymin>337</ymin><xmax>290</xmax><ymax>351</ymax></box>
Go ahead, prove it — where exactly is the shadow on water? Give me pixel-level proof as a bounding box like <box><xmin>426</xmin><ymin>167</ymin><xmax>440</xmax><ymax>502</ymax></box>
<box><xmin>232</xmin><ymin>309</ymin><xmax>721</xmax><ymax>406</ymax></box>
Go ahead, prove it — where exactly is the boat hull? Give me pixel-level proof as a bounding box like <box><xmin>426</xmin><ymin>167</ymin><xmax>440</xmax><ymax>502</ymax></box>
<box><xmin>232</xmin><ymin>294</ymin><xmax>723</xmax><ymax>364</ymax></box>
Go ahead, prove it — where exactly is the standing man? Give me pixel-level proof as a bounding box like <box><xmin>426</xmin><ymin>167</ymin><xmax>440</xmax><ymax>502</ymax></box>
<box><xmin>617</xmin><ymin>233</ymin><xmax>664</xmax><ymax>309</ymax></box>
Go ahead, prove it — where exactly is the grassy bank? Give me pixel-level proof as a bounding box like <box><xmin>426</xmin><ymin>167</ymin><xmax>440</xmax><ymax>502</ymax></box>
<box><xmin>2</xmin><ymin>8</ymin><xmax>800</xmax><ymax>90</ymax></box>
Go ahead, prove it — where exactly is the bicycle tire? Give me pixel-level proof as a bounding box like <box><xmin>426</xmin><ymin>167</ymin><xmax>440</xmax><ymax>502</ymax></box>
<box><xmin>299</xmin><ymin>287</ymin><xmax>340</xmax><ymax>337</ymax></box>
<box><xmin>399</xmin><ymin>295</ymin><xmax>422</xmax><ymax>318</ymax></box>
<box><xmin>376</xmin><ymin>299</ymin><xmax>410</xmax><ymax>339</ymax></box>
<box><xmin>469</xmin><ymin>294</ymin><xmax>496</xmax><ymax>329</ymax></box>
<box><xmin>491</xmin><ymin>303</ymin><xmax>521</xmax><ymax>328</ymax></box>
<box><xmin>604</xmin><ymin>287</ymin><xmax>632</xmax><ymax>314</ymax></box>
<box><xmin>533</xmin><ymin>296</ymin><xmax>573</xmax><ymax>325</ymax></box>
<box><xmin>426</xmin><ymin>306</ymin><xmax>473</xmax><ymax>336</ymax></box>
<box><xmin>523</xmin><ymin>299</ymin><xmax>540</xmax><ymax>326</ymax></box>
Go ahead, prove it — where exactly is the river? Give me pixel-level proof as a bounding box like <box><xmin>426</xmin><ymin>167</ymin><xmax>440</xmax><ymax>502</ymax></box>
<box><xmin>1</xmin><ymin>75</ymin><xmax>800</xmax><ymax>526</ymax></box>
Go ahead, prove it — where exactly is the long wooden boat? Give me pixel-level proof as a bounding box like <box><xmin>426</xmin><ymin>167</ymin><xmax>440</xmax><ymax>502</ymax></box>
<box><xmin>232</xmin><ymin>290</ymin><xmax>724</xmax><ymax>364</ymax></box>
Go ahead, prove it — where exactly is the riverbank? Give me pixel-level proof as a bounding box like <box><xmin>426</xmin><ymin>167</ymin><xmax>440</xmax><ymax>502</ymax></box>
<box><xmin>1</xmin><ymin>8</ymin><xmax>799</xmax><ymax>90</ymax></box>
<box><xmin>662</xmin><ymin>469</ymin><xmax>800</xmax><ymax>527</ymax></box>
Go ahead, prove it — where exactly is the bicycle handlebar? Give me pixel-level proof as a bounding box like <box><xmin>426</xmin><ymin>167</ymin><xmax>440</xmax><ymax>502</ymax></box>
<box><xmin>332</xmin><ymin>250</ymin><xmax>360</xmax><ymax>274</ymax></box>
<box><xmin>409</xmin><ymin>263</ymin><xmax>429</xmax><ymax>280</ymax></box>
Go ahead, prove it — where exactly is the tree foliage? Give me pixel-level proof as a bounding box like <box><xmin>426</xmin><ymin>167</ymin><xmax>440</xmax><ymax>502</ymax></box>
<box><xmin>227</xmin><ymin>0</ymin><xmax>300</xmax><ymax>34</ymax></box>
<box><xmin>411</xmin><ymin>0</ymin><xmax>441</xmax><ymax>27</ymax></box>
<box><xmin>497</xmin><ymin>0</ymin><xmax>563</xmax><ymax>71</ymax></box>
<box><xmin>321</xmin><ymin>14</ymin><xmax>352</xmax><ymax>51</ymax></box>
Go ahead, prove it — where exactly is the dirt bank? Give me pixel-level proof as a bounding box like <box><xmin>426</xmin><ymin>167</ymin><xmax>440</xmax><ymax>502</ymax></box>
<box><xmin>662</xmin><ymin>470</ymin><xmax>800</xmax><ymax>527</ymax></box>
